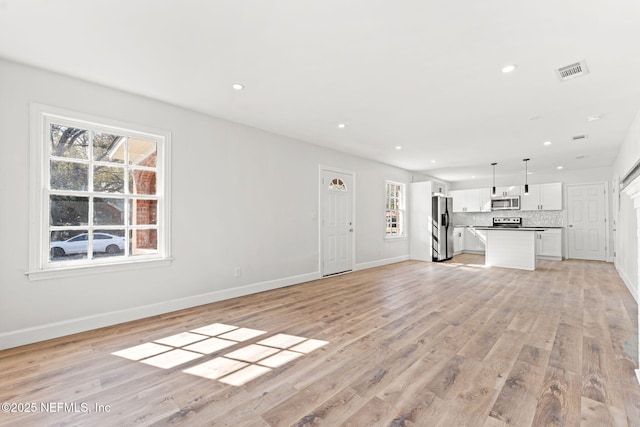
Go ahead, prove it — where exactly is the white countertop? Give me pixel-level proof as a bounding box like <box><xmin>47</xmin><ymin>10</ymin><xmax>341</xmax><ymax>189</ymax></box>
<box><xmin>454</xmin><ymin>225</ymin><xmax>563</xmax><ymax>230</ymax></box>
<box><xmin>473</xmin><ymin>227</ymin><xmax>545</xmax><ymax>231</ymax></box>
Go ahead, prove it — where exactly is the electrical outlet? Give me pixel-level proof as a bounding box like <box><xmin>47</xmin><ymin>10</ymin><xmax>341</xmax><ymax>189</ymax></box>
<box><xmin>234</xmin><ymin>267</ymin><xmax>242</xmax><ymax>278</ymax></box>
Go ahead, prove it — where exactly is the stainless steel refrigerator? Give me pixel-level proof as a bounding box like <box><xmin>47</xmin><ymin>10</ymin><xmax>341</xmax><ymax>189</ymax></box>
<box><xmin>432</xmin><ymin>196</ymin><xmax>453</xmax><ymax>261</ymax></box>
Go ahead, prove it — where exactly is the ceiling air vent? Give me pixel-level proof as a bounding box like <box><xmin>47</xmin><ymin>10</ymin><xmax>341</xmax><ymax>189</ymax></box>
<box><xmin>572</xmin><ymin>134</ymin><xmax>588</xmax><ymax>141</ymax></box>
<box><xmin>556</xmin><ymin>60</ymin><xmax>589</xmax><ymax>81</ymax></box>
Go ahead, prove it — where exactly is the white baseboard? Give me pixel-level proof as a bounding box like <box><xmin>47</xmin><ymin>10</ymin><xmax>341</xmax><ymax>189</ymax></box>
<box><xmin>615</xmin><ymin>262</ymin><xmax>639</xmax><ymax>303</ymax></box>
<box><xmin>354</xmin><ymin>255</ymin><xmax>410</xmax><ymax>271</ymax></box>
<box><xmin>615</xmin><ymin>263</ymin><xmax>640</xmax><ymax>386</ymax></box>
<box><xmin>537</xmin><ymin>256</ymin><xmax>562</xmax><ymax>261</ymax></box>
<box><xmin>0</xmin><ymin>271</ymin><xmax>321</xmax><ymax>350</ymax></box>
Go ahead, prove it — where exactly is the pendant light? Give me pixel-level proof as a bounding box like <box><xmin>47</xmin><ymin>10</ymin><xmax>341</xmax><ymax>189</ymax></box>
<box><xmin>491</xmin><ymin>162</ymin><xmax>497</xmax><ymax>196</ymax></box>
<box><xmin>523</xmin><ymin>158</ymin><xmax>530</xmax><ymax>195</ymax></box>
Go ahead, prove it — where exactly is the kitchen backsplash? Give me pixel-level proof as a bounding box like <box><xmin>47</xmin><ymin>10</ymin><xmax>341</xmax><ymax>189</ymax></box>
<box><xmin>452</xmin><ymin>210</ymin><xmax>566</xmax><ymax>227</ymax></box>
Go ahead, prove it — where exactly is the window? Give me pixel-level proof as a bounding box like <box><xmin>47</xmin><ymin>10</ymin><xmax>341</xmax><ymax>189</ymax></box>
<box><xmin>28</xmin><ymin>104</ymin><xmax>171</xmax><ymax>279</ymax></box>
<box><xmin>385</xmin><ymin>181</ymin><xmax>405</xmax><ymax>238</ymax></box>
<box><xmin>328</xmin><ymin>178</ymin><xmax>347</xmax><ymax>191</ymax></box>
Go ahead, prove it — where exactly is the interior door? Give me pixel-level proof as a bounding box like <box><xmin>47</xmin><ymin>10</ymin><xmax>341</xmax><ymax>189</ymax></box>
<box><xmin>567</xmin><ymin>183</ymin><xmax>607</xmax><ymax>261</ymax></box>
<box><xmin>321</xmin><ymin>169</ymin><xmax>354</xmax><ymax>276</ymax></box>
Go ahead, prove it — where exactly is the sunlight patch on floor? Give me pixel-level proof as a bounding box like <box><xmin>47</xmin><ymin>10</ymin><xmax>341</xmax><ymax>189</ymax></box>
<box><xmin>258</xmin><ymin>333</ymin><xmax>307</xmax><ymax>348</ymax></box>
<box><xmin>111</xmin><ymin>322</ymin><xmax>329</xmax><ymax>386</ymax></box>
<box><xmin>190</xmin><ymin>323</ymin><xmax>238</xmax><ymax>336</ymax></box>
<box><xmin>111</xmin><ymin>342</ymin><xmax>172</xmax><ymax>361</ymax></box>
<box><xmin>183</xmin><ymin>337</ymin><xmax>236</xmax><ymax>354</ymax></box>
<box><xmin>290</xmin><ymin>339</ymin><xmax>329</xmax><ymax>353</ymax></box>
<box><xmin>259</xmin><ymin>350</ymin><xmax>304</xmax><ymax>368</ymax></box>
<box><xmin>441</xmin><ymin>261</ymin><xmax>489</xmax><ymax>269</ymax></box>
<box><xmin>140</xmin><ymin>349</ymin><xmax>203</xmax><ymax>369</ymax></box>
<box><xmin>155</xmin><ymin>332</ymin><xmax>209</xmax><ymax>347</ymax></box>
<box><xmin>217</xmin><ymin>327</ymin><xmax>266</xmax><ymax>341</ymax></box>
<box><xmin>218</xmin><ymin>365</ymin><xmax>272</xmax><ymax>386</ymax></box>
<box><xmin>182</xmin><ymin>357</ymin><xmax>248</xmax><ymax>380</ymax></box>
<box><xmin>224</xmin><ymin>344</ymin><xmax>281</xmax><ymax>363</ymax></box>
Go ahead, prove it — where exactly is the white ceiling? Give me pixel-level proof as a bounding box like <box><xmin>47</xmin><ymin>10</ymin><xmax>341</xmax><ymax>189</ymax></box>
<box><xmin>2</xmin><ymin>0</ymin><xmax>640</xmax><ymax>182</ymax></box>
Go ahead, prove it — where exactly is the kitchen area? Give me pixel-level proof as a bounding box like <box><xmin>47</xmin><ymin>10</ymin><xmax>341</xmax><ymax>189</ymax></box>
<box><xmin>410</xmin><ymin>180</ymin><xmax>565</xmax><ymax>271</ymax></box>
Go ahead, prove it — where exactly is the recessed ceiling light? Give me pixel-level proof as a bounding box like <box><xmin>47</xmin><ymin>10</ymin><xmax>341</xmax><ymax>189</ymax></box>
<box><xmin>431</xmin><ymin>160</ymin><xmax>437</xmax><ymax>163</ymax></box>
<box><xmin>557</xmin><ymin>166</ymin><xmax>564</xmax><ymax>170</ymax></box>
<box><xmin>337</xmin><ymin>123</ymin><xmax>346</xmax><ymax>129</ymax></box>
<box><xmin>543</xmin><ymin>141</ymin><xmax>552</xmax><ymax>146</ymax></box>
<box><xmin>232</xmin><ymin>83</ymin><xmax>244</xmax><ymax>90</ymax></box>
<box><xmin>587</xmin><ymin>115</ymin><xmax>602</xmax><ymax>122</ymax></box>
<box><xmin>395</xmin><ymin>146</ymin><xmax>402</xmax><ymax>150</ymax></box>
<box><xmin>471</xmin><ymin>176</ymin><xmax>476</xmax><ymax>179</ymax></box>
<box><xmin>502</xmin><ymin>64</ymin><xmax>517</xmax><ymax>73</ymax></box>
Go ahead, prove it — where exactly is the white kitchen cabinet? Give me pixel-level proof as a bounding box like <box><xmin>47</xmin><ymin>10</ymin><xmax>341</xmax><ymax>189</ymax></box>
<box><xmin>476</xmin><ymin>229</ymin><xmax>487</xmax><ymax>252</ymax></box>
<box><xmin>494</xmin><ymin>186</ymin><xmax>521</xmax><ymax>197</ymax></box>
<box><xmin>536</xmin><ymin>229</ymin><xmax>562</xmax><ymax>260</ymax></box>
<box><xmin>463</xmin><ymin>228</ymin><xmax>477</xmax><ymax>251</ymax></box>
<box><xmin>465</xmin><ymin>189</ymin><xmax>481</xmax><ymax>212</ymax></box>
<box><xmin>450</xmin><ymin>190</ymin><xmax>465</xmax><ymax>213</ymax></box>
<box><xmin>520</xmin><ymin>185</ymin><xmax>540</xmax><ymax>211</ymax></box>
<box><xmin>521</xmin><ymin>183</ymin><xmax>562</xmax><ymax>211</ymax></box>
<box><xmin>453</xmin><ymin>227</ymin><xmax>465</xmax><ymax>255</ymax></box>
<box><xmin>540</xmin><ymin>183</ymin><xmax>562</xmax><ymax>210</ymax></box>
<box><xmin>450</xmin><ymin>188</ymin><xmax>491</xmax><ymax>213</ymax></box>
<box><xmin>464</xmin><ymin>227</ymin><xmax>486</xmax><ymax>253</ymax></box>
<box><xmin>478</xmin><ymin>189</ymin><xmax>492</xmax><ymax>212</ymax></box>
<box><xmin>431</xmin><ymin>180</ymin><xmax>447</xmax><ymax>195</ymax></box>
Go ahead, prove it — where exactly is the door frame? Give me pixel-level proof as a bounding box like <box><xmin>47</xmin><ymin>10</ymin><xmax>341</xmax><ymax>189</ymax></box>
<box><xmin>319</xmin><ymin>165</ymin><xmax>356</xmax><ymax>276</ymax></box>
<box><xmin>565</xmin><ymin>181</ymin><xmax>610</xmax><ymax>261</ymax></box>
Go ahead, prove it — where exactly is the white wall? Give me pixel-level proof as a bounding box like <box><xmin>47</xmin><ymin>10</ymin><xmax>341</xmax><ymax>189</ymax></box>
<box><xmin>0</xmin><ymin>59</ymin><xmax>412</xmax><ymax>349</ymax></box>
<box><xmin>614</xmin><ymin>111</ymin><xmax>640</xmax><ymax>302</ymax></box>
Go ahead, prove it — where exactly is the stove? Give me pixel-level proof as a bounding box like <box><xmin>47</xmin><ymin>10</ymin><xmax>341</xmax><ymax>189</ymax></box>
<box><xmin>492</xmin><ymin>217</ymin><xmax>522</xmax><ymax>228</ymax></box>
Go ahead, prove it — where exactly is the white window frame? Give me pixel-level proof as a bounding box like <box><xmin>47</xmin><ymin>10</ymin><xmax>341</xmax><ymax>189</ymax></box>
<box><xmin>27</xmin><ymin>103</ymin><xmax>172</xmax><ymax>280</ymax></box>
<box><xmin>385</xmin><ymin>180</ymin><xmax>406</xmax><ymax>239</ymax></box>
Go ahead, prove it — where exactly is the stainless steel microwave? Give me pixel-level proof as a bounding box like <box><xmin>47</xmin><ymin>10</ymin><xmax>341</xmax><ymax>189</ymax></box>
<box><xmin>491</xmin><ymin>196</ymin><xmax>520</xmax><ymax>211</ymax></box>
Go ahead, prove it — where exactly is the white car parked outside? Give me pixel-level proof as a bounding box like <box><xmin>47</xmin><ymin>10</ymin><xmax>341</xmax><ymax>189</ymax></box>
<box><xmin>50</xmin><ymin>233</ymin><xmax>125</xmax><ymax>257</ymax></box>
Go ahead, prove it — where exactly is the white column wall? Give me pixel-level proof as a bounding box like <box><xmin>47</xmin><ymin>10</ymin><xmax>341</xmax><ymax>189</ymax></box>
<box><xmin>614</xmin><ymin>110</ymin><xmax>640</xmax><ymax>384</ymax></box>
<box><xmin>621</xmin><ymin>178</ymin><xmax>640</xmax><ymax>384</ymax></box>
<box><xmin>614</xmin><ymin>110</ymin><xmax>640</xmax><ymax>301</ymax></box>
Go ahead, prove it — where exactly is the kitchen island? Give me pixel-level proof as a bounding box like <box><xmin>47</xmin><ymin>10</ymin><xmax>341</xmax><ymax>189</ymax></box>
<box><xmin>474</xmin><ymin>227</ymin><xmax>545</xmax><ymax>271</ymax></box>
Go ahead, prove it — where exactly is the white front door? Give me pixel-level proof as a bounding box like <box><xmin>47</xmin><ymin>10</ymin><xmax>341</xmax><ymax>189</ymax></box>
<box><xmin>567</xmin><ymin>183</ymin><xmax>607</xmax><ymax>261</ymax></box>
<box><xmin>321</xmin><ymin>168</ymin><xmax>354</xmax><ymax>276</ymax></box>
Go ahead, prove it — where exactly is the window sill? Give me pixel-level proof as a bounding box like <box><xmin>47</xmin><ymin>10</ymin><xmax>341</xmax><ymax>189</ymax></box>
<box><xmin>26</xmin><ymin>258</ymin><xmax>173</xmax><ymax>281</ymax></box>
<box><xmin>384</xmin><ymin>236</ymin><xmax>407</xmax><ymax>241</ymax></box>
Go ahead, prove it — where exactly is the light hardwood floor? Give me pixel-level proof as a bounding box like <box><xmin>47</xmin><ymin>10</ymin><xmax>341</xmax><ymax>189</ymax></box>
<box><xmin>1</xmin><ymin>255</ymin><xmax>639</xmax><ymax>426</ymax></box>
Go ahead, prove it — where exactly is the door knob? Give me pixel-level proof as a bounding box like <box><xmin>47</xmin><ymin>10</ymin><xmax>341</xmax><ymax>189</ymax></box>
<box><xmin>569</xmin><ymin>225</ymin><xmax>573</xmax><ymax>227</ymax></box>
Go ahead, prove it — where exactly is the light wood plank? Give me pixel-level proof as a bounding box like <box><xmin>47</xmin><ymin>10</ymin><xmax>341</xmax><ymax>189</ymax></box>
<box><xmin>531</xmin><ymin>365</ymin><xmax>581</xmax><ymax>426</ymax></box>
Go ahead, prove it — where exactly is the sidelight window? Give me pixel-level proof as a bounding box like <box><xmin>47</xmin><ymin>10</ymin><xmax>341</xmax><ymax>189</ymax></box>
<box><xmin>385</xmin><ymin>181</ymin><xmax>405</xmax><ymax>238</ymax></box>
